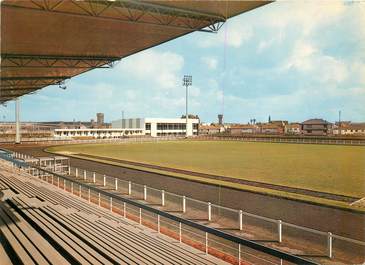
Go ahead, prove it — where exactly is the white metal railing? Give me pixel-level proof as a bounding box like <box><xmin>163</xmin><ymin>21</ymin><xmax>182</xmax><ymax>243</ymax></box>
<box><xmin>6</xmin><ymin>152</ymin><xmax>365</xmax><ymax>264</ymax></box>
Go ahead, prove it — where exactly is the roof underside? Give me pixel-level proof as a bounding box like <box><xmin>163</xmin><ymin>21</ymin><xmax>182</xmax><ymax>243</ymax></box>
<box><xmin>0</xmin><ymin>0</ymin><xmax>270</xmax><ymax>103</ymax></box>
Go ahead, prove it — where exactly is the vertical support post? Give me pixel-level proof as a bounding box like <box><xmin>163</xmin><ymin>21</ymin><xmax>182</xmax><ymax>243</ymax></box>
<box><xmin>161</xmin><ymin>190</ymin><xmax>165</xmax><ymax>206</ymax></box>
<box><xmin>75</xmin><ymin>168</ymin><xmax>78</xmax><ymax>178</ymax></box>
<box><xmin>88</xmin><ymin>188</ymin><xmax>90</xmax><ymax>203</ymax></box>
<box><xmin>277</xmin><ymin>220</ymin><xmax>282</xmax><ymax>243</ymax></box>
<box><xmin>182</xmin><ymin>196</ymin><xmax>186</xmax><ymax>213</ymax></box>
<box><xmin>53</xmin><ymin>157</ymin><xmax>56</xmax><ymax>172</ymax></box>
<box><xmin>15</xmin><ymin>97</ymin><xmax>20</xmax><ymax>144</ymax></box>
<box><xmin>98</xmin><ymin>192</ymin><xmax>100</xmax><ymax>206</ymax></box>
<box><xmin>179</xmin><ymin>222</ymin><xmax>182</xmax><ymax>243</ymax></box>
<box><xmin>57</xmin><ymin>177</ymin><xmax>60</xmax><ymax>188</ymax></box>
<box><xmin>64</xmin><ymin>179</ymin><xmax>66</xmax><ymax>190</ymax></box>
<box><xmin>115</xmin><ymin>178</ymin><xmax>118</xmax><ymax>191</ymax></box>
<box><xmin>139</xmin><ymin>208</ymin><xmax>142</xmax><ymax>224</ymax></box>
<box><xmin>239</xmin><ymin>210</ymin><xmax>243</xmax><ymax>231</ymax></box>
<box><xmin>128</xmin><ymin>181</ymin><xmax>132</xmax><ymax>195</ymax></box>
<box><xmin>157</xmin><ymin>215</ymin><xmax>160</xmax><ymax>233</ymax></box>
<box><xmin>68</xmin><ymin>166</ymin><xmax>71</xmax><ymax>176</ymax></box>
<box><xmin>110</xmin><ymin>197</ymin><xmax>113</xmax><ymax>212</ymax></box>
<box><xmin>143</xmin><ymin>185</ymin><xmax>147</xmax><ymax>201</ymax></box>
<box><xmin>205</xmin><ymin>232</ymin><xmax>208</xmax><ymax>254</ymax></box>
<box><xmin>123</xmin><ymin>202</ymin><xmax>126</xmax><ymax>218</ymax></box>
<box><xmin>327</xmin><ymin>232</ymin><xmax>333</xmax><ymax>259</ymax></box>
<box><xmin>238</xmin><ymin>243</ymin><xmax>241</xmax><ymax>265</ymax></box>
<box><xmin>83</xmin><ymin>170</ymin><xmax>86</xmax><ymax>180</ymax></box>
<box><xmin>93</xmin><ymin>172</ymin><xmax>96</xmax><ymax>183</ymax></box>
<box><xmin>103</xmin><ymin>175</ymin><xmax>106</xmax><ymax>187</ymax></box>
<box><xmin>79</xmin><ymin>185</ymin><xmax>82</xmax><ymax>197</ymax></box>
<box><xmin>71</xmin><ymin>182</ymin><xmax>73</xmax><ymax>194</ymax></box>
<box><xmin>208</xmin><ymin>202</ymin><xmax>211</xmax><ymax>221</ymax></box>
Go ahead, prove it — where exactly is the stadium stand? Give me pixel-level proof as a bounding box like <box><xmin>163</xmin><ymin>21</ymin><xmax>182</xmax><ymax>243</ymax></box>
<box><xmin>0</xmin><ymin>160</ymin><xmax>227</xmax><ymax>265</ymax></box>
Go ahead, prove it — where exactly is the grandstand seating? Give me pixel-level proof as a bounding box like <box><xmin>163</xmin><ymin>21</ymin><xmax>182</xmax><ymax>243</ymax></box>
<box><xmin>0</xmin><ymin>160</ymin><xmax>227</xmax><ymax>265</ymax></box>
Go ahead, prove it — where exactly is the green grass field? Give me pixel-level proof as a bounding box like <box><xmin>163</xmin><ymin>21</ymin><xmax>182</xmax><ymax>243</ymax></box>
<box><xmin>47</xmin><ymin>141</ymin><xmax>365</xmax><ymax>198</ymax></box>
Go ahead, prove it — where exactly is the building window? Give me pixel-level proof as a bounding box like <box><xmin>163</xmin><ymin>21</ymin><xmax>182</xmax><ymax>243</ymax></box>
<box><xmin>145</xmin><ymin>123</ymin><xmax>151</xmax><ymax>130</ymax></box>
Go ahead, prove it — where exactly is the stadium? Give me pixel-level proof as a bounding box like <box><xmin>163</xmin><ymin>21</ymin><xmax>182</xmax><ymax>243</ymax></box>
<box><xmin>1</xmin><ymin>1</ymin><xmax>364</xmax><ymax>265</ymax></box>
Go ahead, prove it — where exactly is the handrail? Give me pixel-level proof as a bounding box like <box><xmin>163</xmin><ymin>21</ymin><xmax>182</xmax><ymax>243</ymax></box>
<box><xmin>31</xmin><ymin>164</ymin><xmax>320</xmax><ymax>265</ymax></box>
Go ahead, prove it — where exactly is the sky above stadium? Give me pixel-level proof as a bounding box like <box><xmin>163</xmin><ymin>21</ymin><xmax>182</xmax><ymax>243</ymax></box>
<box><xmin>1</xmin><ymin>1</ymin><xmax>364</xmax><ymax>123</ymax></box>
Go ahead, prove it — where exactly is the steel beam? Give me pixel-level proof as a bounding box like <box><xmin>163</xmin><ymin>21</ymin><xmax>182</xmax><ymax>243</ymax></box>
<box><xmin>0</xmin><ymin>89</ymin><xmax>37</xmax><ymax>97</ymax></box>
<box><xmin>0</xmin><ymin>76</ymin><xmax>70</xmax><ymax>88</ymax></box>
<box><xmin>1</xmin><ymin>54</ymin><xmax>120</xmax><ymax>69</ymax></box>
<box><xmin>2</xmin><ymin>0</ymin><xmax>225</xmax><ymax>33</ymax></box>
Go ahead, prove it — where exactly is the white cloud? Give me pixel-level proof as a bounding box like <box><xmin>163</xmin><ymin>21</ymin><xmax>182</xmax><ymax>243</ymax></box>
<box><xmin>201</xmin><ymin>56</ymin><xmax>218</xmax><ymax>70</ymax></box>
<box><xmin>197</xmin><ymin>20</ymin><xmax>252</xmax><ymax>48</ymax></box>
<box><xmin>117</xmin><ymin>50</ymin><xmax>184</xmax><ymax>90</ymax></box>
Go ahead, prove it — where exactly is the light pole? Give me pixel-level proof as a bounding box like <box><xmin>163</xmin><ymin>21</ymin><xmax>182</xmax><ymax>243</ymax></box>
<box><xmin>183</xmin><ymin>75</ymin><xmax>192</xmax><ymax>138</ymax></box>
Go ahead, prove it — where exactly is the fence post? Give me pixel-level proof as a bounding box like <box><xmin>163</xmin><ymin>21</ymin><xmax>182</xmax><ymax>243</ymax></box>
<box><xmin>88</xmin><ymin>188</ymin><xmax>90</xmax><ymax>203</ymax></box>
<box><xmin>64</xmin><ymin>179</ymin><xmax>66</xmax><ymax>190</ymax></box>
<box><xmin>57</xmin><ymin>177</ymin><xmax>60</xmax><ymax>188</ymax></box>
<box><xmin>128</xmin><ymin>181</ymin><xmax>132</xmax><ymax>195</ymax></box>
<box><xmin>205</xmin><ymin>232</ymin><xmax>208</xmax><ymax>254</ymax></box>
<box><xmin>79</xmin><ymin>185</ymin><xmax>82</xmax><ymax>197</ymax></box>
<box><xmin>139</xmin><ymin>208</ymin><xmax>142</xmax><ymax>224</ymax></box>
<box><xmin>327</xmin><ymin>232</ymin><xmax>333</xmax><ymax>259</ymax></box>
<box><xmin>71</xmin><ymin>182</ymin><xmax>73</xmax><ymax>194</ymax></box>
<box><xmin>68</xmin><ymin>166</ymin><xmax>71</xmax><ymax>175</ymax></box>
<box><xmin>277</xmin><ymin>220</ymin><xmax>282</xmax><ymax>243</ymax></box>
<box><xmin>103</xmin><ymin>175</ymin><xmax>106</xmax><ymax>187</ymax></box>
<box><xmin>208</xmin><ymin>202</ymin><xmax>211</xmax><ymax>221</ymax></box>
<box><xmin>179</xmin><ymin>222</ymin><xmax>182</xmax><ymax>243</ymax></box>
<box><xmin>182</xmin><ymin>196</ymin><xmax>186</xmax><ymax>213</ymax></box>
<box><xmin>93</xmin><ymin>172</ymin><xmax>96</xmax><ymax>183</ymax></box>
<box><xmin>157</xmin><ymin>215</ymin><xmax>160</xmax><ymax>233</ymax></box>
<box><xmin>75</xmin><ymin>168</ymin><xmax>78</xmax><ymax>178</ymax></box>
<box><xmin>123</xmin><ymin>202</ymin><xmax>126</xmax><ymax>218</ymax></box>
<box><xmin>239</xmin><ymin>210</ymin><xmax>243</xmax><ymax>231</ymax></box>
<box><xmin>143</xmin><ymin>185</ymin><xmax>147</xmax><ymax>201</ymax></box>
<box><xmin>161</xmin><ymin>190</ymin><xmax>165</xmax><ymax>206</ymax></box>
<box><xmin>238</xmin><ymin>243</ymin><xmax>241</xmax><ymax>264</ymax></box>
<box><xmin>115</xmin><ymin>178</ymin><xmax>118</xmax><ymax>191</ymax></box>
<box><xmin>53</xmin><ymin>157</ymin><xmax>56</xmax><ymax>172</ymax></box>
<box><xmin>98</xmin><ymin>192</ymin><xmax>100</xmax><ymax>206</ymax></box>
<box><xmin>110</xmin><ymin>197</ymin><xmax>113</xmax><ymax>212</ymax></box>
<box><xmin>83</xmin><ymin>170</ymin><xmax>86</xmax><ymax>180</ymax></box>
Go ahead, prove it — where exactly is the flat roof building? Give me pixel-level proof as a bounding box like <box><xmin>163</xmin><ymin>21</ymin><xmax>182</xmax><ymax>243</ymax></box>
<box><xmin>112</xmin><ymin>117</ymin><xmax>199</xmax><ymax>137</ymax></box>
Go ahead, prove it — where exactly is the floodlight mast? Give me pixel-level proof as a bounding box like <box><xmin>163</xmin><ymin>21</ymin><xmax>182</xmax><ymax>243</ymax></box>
<box><xmin>183</xmin><ymin>75</ymin><xmax>192</xmax><ymax>138</ymax></box>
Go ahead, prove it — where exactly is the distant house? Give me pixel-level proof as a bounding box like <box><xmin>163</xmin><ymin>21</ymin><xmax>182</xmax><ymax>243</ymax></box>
<box><xmin>260</xmin><ymin>123</ymin><xmax>284</xmax><ymax>134</ymax></box>
<box><xmin>229</xmin><ymin>124</ymin><xmax>259</xmax><ymax>135</ymax></box>
<box><xmin>333</xmin><ymin>123</ymin><xmax>365</xmax><ymax>135</ymax></box>
<box><xmin>285</xmin><ymin>123</ymin><xmax>301</xmax><ymax>135</ymax></box>
<box><xmin>198</xmin><ymin>124</ymin><xmax>222</xmax><ymax>135</ymax></box>
<box><xmin>300</xmin><ymin>119</ymin><xmax>332</xmax><ymax>136</ymax></box>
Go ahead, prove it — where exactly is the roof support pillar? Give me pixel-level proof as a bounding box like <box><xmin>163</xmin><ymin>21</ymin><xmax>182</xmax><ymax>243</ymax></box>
<box><xmin>15</xmin><ymin>97</ymin><xmax>21</xmax><ymax>144</ymax></box>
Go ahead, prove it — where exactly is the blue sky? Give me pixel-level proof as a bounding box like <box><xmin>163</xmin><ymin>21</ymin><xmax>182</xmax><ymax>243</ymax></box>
<box><xmin>1</xmin><ymin>1</ymin><xmax>364</xmax><ymax>124</ymax></box>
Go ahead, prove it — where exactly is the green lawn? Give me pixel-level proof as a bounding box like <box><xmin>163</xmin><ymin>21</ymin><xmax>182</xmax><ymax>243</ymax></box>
<box><xmin>47</xmin><ymin>141</ymin><xmax>365</xmax><ymax>198</ymax></box>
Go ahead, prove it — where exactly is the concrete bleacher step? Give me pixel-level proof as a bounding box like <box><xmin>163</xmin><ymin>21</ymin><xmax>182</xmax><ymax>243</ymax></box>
<box><xmin>0</xmin><ymin>200</ymin><xmax>69</xmax><ymax>265</ymax></box>
<box><xmin>46</xmin><ymin>206</ymin><xmax>149</xmax><ymax>264</ymax></box>
<box><xmin>9</xmin><ymin>196</ymin><xmax>113</xmax><ymax>265</ymax></box>
<box><xmin>96</xmin><ymin>218</ymin><xmax>215</xmax><ymax>265</ymax></box>
<box><xmin>0</xmin><ymin>162</ymin><xmax>228</xmax><ymax>265</ymax></box>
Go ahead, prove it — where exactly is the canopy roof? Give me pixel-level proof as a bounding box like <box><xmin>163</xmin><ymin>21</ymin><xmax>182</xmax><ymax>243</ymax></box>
<box><xmin>0</xmin><ymin>0</ymin><xmax>270</xmax><ymax>103</ymax></box>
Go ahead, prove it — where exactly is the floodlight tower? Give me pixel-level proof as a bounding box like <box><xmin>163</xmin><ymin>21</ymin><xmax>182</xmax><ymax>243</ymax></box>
<box><xmin>183</xmin><ymin>75</ymin><xmax>192</xmax><ymax>137</ymax></box>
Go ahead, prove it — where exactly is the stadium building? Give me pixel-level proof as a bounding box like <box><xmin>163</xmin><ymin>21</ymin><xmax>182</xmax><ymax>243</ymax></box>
<box><xmin>53</xmin><ymin>117</ymin><xmax>199</xmax><ymax>139</ymax></box>
<box><xmin>112</xmin><ymin>118</ymin><xmax>199</xmax><ymax>137</ymax></box>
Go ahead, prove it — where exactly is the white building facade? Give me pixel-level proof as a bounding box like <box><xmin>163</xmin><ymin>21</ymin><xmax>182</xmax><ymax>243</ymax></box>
<box><xmin>54</xmin><ymin>128</ymin><xmax>144</xmax><ymax>139</ymax></box>
<box><xmin>112</xmin><ymin>118</ymin><xmax>199</xmax><ymax>137</ymax></box>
